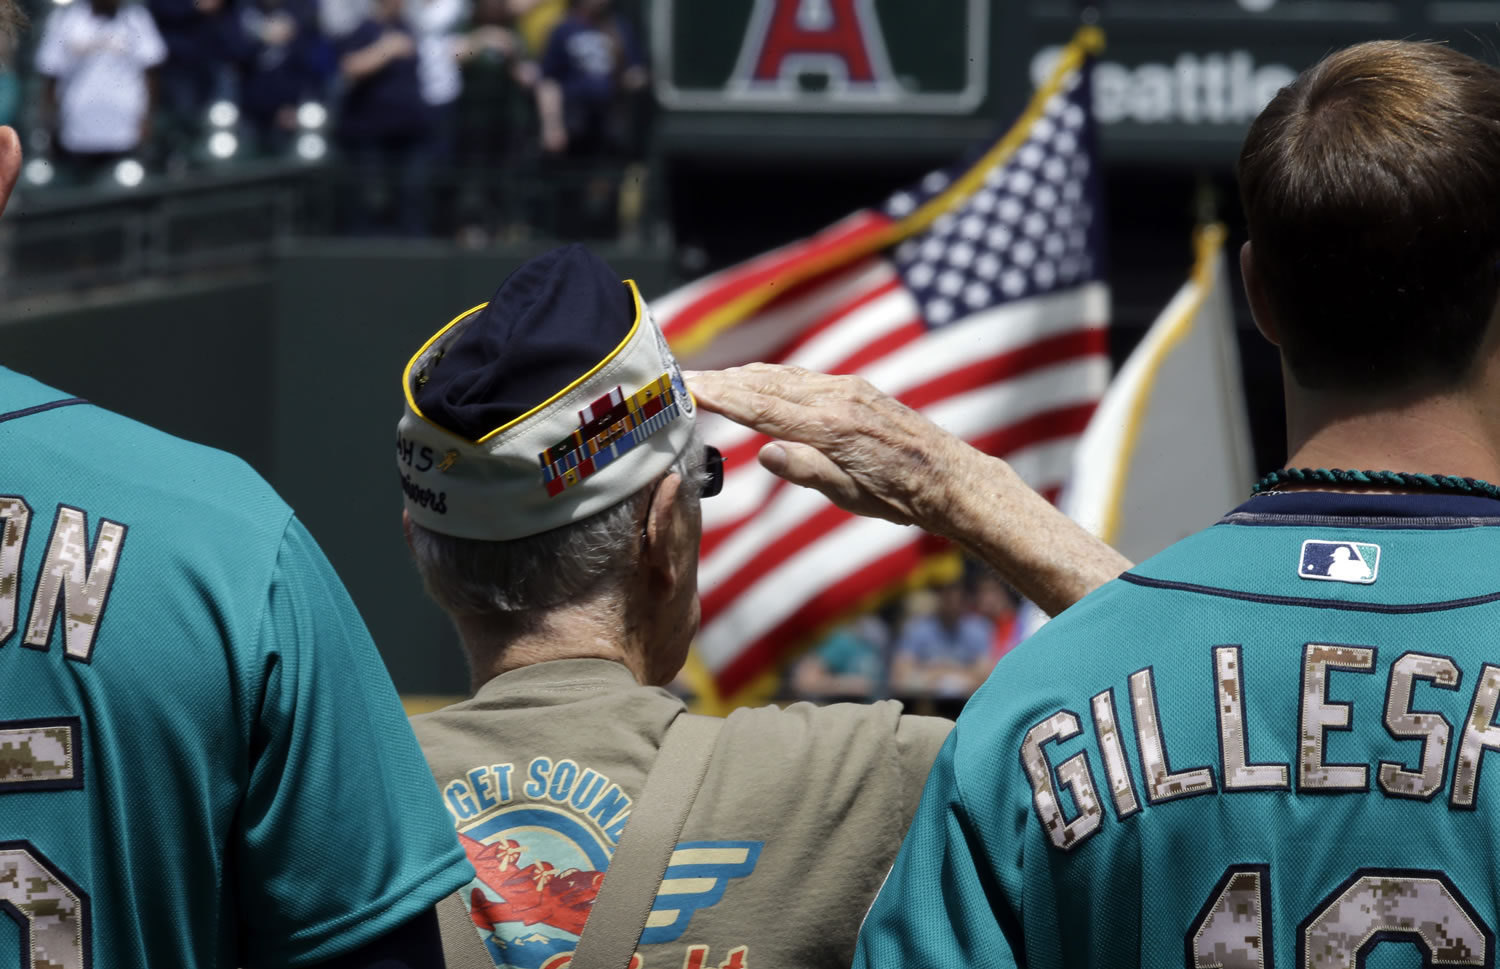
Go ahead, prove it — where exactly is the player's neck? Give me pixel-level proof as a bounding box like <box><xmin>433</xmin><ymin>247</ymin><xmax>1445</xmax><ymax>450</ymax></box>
<box><xmin>1283</xmin><ymin>368</ymin><xmax>1500</xmax><ymax>488</ymax></box>
<box><xmin>456</xmin><ymin>602</ymin><xmax>649</xmax><ymax>693</ymax></box>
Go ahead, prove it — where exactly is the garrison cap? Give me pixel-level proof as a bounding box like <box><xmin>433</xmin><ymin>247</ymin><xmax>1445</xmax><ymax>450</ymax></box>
<box><xmin>397</xmin><ymin>244</ymin><xmax>695</xmax><ymax>540</ymax></box>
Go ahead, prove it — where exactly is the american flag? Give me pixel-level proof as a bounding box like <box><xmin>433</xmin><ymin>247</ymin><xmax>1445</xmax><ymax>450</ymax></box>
<box><xmin>655</xmin><ymin>28</ymin><xmax>1111</xmax><ymax>704</ymax></box>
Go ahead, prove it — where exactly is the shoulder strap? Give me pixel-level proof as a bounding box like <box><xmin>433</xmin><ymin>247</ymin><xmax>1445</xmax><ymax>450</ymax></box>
<box><xmin>569</xmin><ymin>712</ymin><xmax>724</xmax><ymax>969</ymax></box>
<box><xmin>436</xmin><ymin>889</ymin><xmax>496</xmax><ymax>969</ymax></box>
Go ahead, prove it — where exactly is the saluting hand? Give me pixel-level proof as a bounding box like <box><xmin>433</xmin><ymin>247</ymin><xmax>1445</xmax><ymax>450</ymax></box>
<box><xmin>685</xmin><ymin>363</ymin><xmax>969</xmax><ymax>532</ymax></box>
<box><xmin>685</xmin><ymin>362</ymin><xmax>1132</xmax><ymax>617</ymax></box>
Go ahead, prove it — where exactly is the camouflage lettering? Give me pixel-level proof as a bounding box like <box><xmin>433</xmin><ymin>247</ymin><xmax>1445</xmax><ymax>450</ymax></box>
<box><xmin>1189</xmin><ymin>866</ymin><xmax>1267</xmax><ymax>969</ymax></box>
<box><xmin>1089</xmin><ymin>688</ymin><xmax>1140</xmax><ymax>818</ymax></box>
<box><xmin>1130</xmin><ymin>668</ymin><xmax>1215</xmax><ymax>803</ymax></box>
<box><xmin>23</xmin><ymin>507</ymin><xmax>126</xmax><ymax>663</ymax></box>
<box><xmin>0</xmin><ymin>843</ymin><xmax>89</xmax><ymax>969</ymax></box>
<box><xmin>0</xmin><ymin>722</ymin><xmax>77</xmax><ymax>788</ymax></box>
<box><xmin>1214</xmin><ymin>646</ymin><xmax>1288</xmax><ymax>791</ymax></box>
<box><xmin>1020</xmin><ymin>711</ymin><xmax>1102</xmax><ymax>851</ymax></box>
<box><xmin>0</xmin><ymin>496</ymin><xmax>29</xmax><ymax>644</ymax></box>
<box><xmin>1451</xmin><ymin>663</ymin><xmax>1500</xmax><ymax>809</ymax></box>
<box><xmin>1299</xmin><ymin>644</ymin><xmax>1375</xmax><ymax>791</ymax></box>
<box><xmin>1301</xmin><ymin>872</ymin><xmax>1487</xmax><ymax>968</ymax></box>
<box><xmin>1379</xmin><ymin>653</ymin><xmax>1459</xmax><ymax>801</ymax></box>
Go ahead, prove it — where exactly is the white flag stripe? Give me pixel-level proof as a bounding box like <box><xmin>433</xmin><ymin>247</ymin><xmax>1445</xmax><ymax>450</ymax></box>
<box><xmin>703</xmin><ymin>353</ymin><xmax>1107</xmax><ymax>531</ymax></box>
<box><xmin>922</xmin><ymin>354</ymin><xmax>1109</xmax><ymax>436</ymax></box>
<box><xmin>652</xmin><ymin>211</ymin><xmax>881</xmax><ymax>326</ymax></box>
<box><xmin>696</xmin><ymin>435</ymin><xmax>1080</xmax><ymax>668</ymax></box>
<box><xmin>775</xmin><ymin>284</ymin><xmax>918</xmax><ymax>375</ymax></box>
<box><xmin>677</xmin><ymin>262</ymin><xmax>899</xmax><ymax>371</ymax></box>
<box><xmin>859</xmin><ymin>283</ymin><xmax>1107</xmax><ymax>396</ymax></box>
<box><xmin>696</xmin><ymin>280</ymin><xmax>1107</xmax><ymax>458</ymax></box>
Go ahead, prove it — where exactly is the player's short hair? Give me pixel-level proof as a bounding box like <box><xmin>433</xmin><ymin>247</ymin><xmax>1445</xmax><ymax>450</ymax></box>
<box><xmin>1237</xmin><ymin>40</ymin><xmax>1500</xmax><ymax>390</ymax></box>
<box><xmin>408</xmin><ymin>432</ymin><xmax>704</xmax><ymax>640</ymax></box>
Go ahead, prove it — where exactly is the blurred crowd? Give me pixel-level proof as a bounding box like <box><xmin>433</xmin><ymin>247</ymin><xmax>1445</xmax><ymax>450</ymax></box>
<box><xmin>16</xmin><ymin>0</ymin><xmax>651</xmax><ymax>238</ymax></box>
<box><xmin>787</xmin><ymin>568</ymin><xmax>1021</xmax><ymax>719</ymax></box>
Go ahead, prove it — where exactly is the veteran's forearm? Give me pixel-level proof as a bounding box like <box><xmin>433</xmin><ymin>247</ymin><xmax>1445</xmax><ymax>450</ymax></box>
<box><xmin>916</xmin><ymin>445</ymin><xmax>1133</xmax><ymax>616</ymax></box>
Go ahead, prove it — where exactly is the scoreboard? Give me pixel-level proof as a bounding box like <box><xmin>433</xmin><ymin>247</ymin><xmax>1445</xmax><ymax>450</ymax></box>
<box><xmin>650</xmin><ymin>0</ymin><xmax>1500</xmax><ymax>166</ymax></box>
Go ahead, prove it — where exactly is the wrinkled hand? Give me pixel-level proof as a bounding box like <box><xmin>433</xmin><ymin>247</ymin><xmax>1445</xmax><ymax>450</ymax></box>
<box><xmin>686</xmin><ymin>363</ymin><xmax>969</xmax><ymax>531</ymax></box>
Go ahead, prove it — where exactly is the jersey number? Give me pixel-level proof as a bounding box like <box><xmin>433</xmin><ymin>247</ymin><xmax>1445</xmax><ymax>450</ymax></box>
<box><xmin>1187</xmin><ymin>864</ymin><xmax>1490</xmax><ymax>968</ymax></box>
<box><xmin>0</xmin><ymin>842</ymin><xmax>89</xmax><ymax>969</ymax></box>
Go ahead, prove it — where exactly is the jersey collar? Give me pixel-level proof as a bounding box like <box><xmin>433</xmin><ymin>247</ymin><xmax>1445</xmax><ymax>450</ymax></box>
<box><xmin>1226</xmin><ymin>490</ymin><xmax>1500</xmax><ymax>522</ymax></box>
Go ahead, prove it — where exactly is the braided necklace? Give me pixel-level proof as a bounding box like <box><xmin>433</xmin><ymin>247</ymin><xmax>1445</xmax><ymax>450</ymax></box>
<box><xmin>1252</xmin><ymin>467</ymin><xmax>1500</xmax><ymax>500</ymax></box>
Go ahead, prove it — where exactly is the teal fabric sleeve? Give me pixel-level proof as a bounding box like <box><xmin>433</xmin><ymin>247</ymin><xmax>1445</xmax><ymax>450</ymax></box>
<box><xmin>234</xmin><ymin>517</ymin><xmax>473</xmax><ymax>967</ymax></box>
<box><xmin>854</xmin><ymin>729</ymin><xmax>1019</xmax><ymax>969</ymax></box>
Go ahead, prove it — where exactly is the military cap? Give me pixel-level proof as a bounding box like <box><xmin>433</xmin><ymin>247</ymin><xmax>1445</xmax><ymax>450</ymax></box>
<box><xmin>396</xmin><ymin>244</ymin><xmax>697</xmax><ymax>540</ymax></box>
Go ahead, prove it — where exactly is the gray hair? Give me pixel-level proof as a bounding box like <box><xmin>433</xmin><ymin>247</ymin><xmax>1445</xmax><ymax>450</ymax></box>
<box><xmin>408</xmin><ymin>431</ymin><xmax>706</xmax><ymax>637</ymax></box>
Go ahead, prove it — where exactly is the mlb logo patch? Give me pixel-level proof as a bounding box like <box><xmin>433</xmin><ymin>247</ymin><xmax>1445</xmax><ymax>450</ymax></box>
<box><xmin>1299</xmin><ymin>540</ymin><xmax>1380</xmax><ymax>584</ymax></box>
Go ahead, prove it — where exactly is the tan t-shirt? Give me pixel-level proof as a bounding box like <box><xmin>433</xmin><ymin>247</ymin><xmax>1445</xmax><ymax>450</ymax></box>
<box><xmin>412</xmin><ymin>658</ymin><xmax>953</xmax><ymax>969</ymax></box>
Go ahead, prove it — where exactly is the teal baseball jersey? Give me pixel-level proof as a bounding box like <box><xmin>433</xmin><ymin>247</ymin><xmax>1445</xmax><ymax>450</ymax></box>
<box><xmin>856</xmin><ymin>491</ymin><xmax>1500</xmax><ymax>969</ymax></box>
<box><xmin>0</xmin><ymin>367</ymin><xmax>472</xmax><ymax>968</ymax></box>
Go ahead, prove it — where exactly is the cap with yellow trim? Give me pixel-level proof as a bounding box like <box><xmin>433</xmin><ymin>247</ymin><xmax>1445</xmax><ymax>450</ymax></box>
<box><xmin>396</xmin><ymin>245</ymin><xmax>695</xmax><ymax>541</ymax></box>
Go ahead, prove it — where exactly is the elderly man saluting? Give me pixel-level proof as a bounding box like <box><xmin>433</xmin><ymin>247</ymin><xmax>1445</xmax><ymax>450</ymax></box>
<box><xmin>395</xmin><ymin>245</ymin><xmax>1126</xmax><ymax>969</ymax></box>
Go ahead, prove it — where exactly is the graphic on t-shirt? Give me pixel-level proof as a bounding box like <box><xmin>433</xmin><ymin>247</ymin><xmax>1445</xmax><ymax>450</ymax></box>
<box><xmin>449</xmin><ymin>758</ymin><xmax>762</xmax><ymax>968</ymax></box>
<box><xmin>1299</xmin><ymin>540</ymin><xmax>1380</xmax><ymax>584</ymax></box>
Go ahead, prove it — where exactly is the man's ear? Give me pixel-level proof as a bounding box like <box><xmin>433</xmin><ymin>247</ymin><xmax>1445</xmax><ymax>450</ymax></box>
<box><xmin>1241</xmin><ymin>240</ymin><xmax>1280</xmax><ymax>347</ymax></box>
<box><xmin>402</xmin><ymin>508</ymin><xmax>415</xmax><ymax>556</ymax></box>
<box><xmin>642</xmin><ymin>473</ymin><xmax>684</xmax><ymax>580</ymax></box>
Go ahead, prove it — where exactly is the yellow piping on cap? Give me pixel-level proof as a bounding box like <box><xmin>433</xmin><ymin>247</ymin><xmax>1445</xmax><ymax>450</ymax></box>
<box><xmin>401</xmin><ymin>279</ymin><xmax>651</xmax><ymax>446</ymax></box>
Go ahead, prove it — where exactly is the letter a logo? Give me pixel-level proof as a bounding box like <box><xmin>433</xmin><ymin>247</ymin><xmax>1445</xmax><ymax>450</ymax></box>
<box><xmin>730</xmin><ymin>0</ymin><xmax>898</xmax><ymax>100</ymax></box>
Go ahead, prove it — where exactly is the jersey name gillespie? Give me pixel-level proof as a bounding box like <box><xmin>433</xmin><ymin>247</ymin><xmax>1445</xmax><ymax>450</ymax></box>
<box><xmin>1025</xmin><ymin>645</ymin><xmax>1500</xmax><ymax>852</ymax></box>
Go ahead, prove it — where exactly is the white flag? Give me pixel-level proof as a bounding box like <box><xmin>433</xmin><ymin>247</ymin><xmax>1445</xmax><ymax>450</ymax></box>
<box><xmin>1019</xmin><ymin>223</ymin><xmax>1252</xmax><ymax>639</ymax></box>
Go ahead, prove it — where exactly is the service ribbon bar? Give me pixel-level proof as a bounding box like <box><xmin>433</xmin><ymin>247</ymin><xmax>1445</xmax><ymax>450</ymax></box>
<box><xmin>539</xmin><ymin>371</ymin><xmax>683</xmax><ymax>497</ymax></box>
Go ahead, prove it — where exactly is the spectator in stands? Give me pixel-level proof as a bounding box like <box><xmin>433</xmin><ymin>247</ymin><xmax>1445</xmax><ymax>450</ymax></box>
<box><xmin>536</xmin><ymin>0</ymin><xmax>645</xmax><ymax>156</ymax></box>
<box><xmin>453</xmin><ymin>0</ymin><xmax>537</xmax><ymax>242</ymax></box>
<box><xmin>792</xmin><ymin>614</ymin><xmax>891</xmax><ymax>701</ymax></box>
<box><xmin>36</xmin><ymin>0</ymin><xmax>167</xmax><ymax>185</ymax></box>
<box><xmin>229</xmin><ymin>0</ymin><xmax>330</xmax><ymax>155</ymax></box>
<box><xmin>148</xmin><ymin>0</ymin><xmax>233</xmax><ymax>167</ymax></box>
<box><xmin>535</xmin><ymin>0</ymin><xmax>647</xmax><ymax>236</ymax></box>
<box><xmin>337</xmin><ymin>0</ymin><xmax>432</xmax><ymax>235</ymax></box>
<box><xmin>889</xmin><ymin>579</ymin><xmax>993</xmax><ymax>700</ymax></box>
